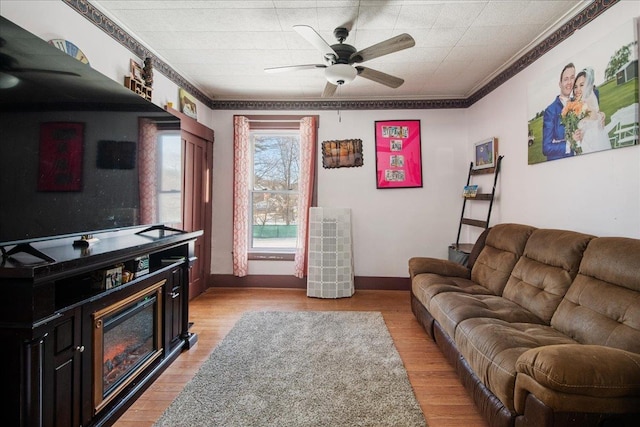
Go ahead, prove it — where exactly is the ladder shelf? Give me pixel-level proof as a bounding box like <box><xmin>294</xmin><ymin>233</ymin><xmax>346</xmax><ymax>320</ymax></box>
<box><xmin>453</xmin><ymin>155</ymin><xmax>503</xmax><ymax>254</ymax></box>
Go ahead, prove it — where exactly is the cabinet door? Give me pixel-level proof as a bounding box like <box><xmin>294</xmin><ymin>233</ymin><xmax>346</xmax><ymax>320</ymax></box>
<box><xmin>168</xmin><ymin>267</ymin><xmax>183</xmax><ymax>348</ymax></box>
<box><xmin>182</xmin><ymin>130</ymin><xmax>212</xmax><ymax>299</ymax></box>
<box><xmin>44</xmin><ymin>307</ymin><xmax>83</xmax><ymax>427</ymax></box>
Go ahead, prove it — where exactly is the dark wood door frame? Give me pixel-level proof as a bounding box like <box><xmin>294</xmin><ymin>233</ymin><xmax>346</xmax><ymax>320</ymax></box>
<box><xmin>166</xmin><ymin>107</ymin><xmax>213</xmax><ymax>300</ymax></box>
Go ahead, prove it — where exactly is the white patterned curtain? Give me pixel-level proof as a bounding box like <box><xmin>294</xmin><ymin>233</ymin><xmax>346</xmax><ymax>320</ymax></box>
<box><xmin>294</xmin><ymin>116</ymin><xmax>317</xmax><ymax>278</ymax></box>
<box><xmin>232</xmin><ymin>116</ymin><xmax>250</xmax><ymax>276</ymax></box>
<box><xmin>138</xmin><ymin>118</ymin><xmax>157</xmax><ymax>224</ymax></box>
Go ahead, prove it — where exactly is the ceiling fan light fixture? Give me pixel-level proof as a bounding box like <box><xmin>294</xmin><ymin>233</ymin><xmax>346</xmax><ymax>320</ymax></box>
<box><xmin>0</xmin><ymin>71</ymin><xmax>19</xmax><ymax>89</ymax></box>
<box><xmin>324</xmin><ymin>64</ymin><xmax>356</xmax><ymax>85</ymax></box>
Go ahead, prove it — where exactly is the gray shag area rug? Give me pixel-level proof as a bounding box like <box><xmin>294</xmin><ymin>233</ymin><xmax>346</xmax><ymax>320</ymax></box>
<box><xmin>154</xmin><ymin>311</ymin><xmax>427</xmax><ymax>427</ymax></box>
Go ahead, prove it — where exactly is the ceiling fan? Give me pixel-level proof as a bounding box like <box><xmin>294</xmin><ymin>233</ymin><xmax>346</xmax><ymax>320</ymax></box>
<box><xmin>0</xmin><ymin>37</ymin><xmax>80</xmax><ymax>88</ymax></box>
<box><xmin>264</xmin><ymin>25</ymin><xmax>415</xmax><ymax>97</ymax></box>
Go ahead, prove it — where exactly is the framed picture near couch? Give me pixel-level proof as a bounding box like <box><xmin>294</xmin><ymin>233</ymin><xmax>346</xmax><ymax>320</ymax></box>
<box><xmin>374</xmin><ymin>120</ymin><xmax>422</xmax><ymax>189</ymax></box>
<box><xmin>527</xmin><ymin>18</ymin><xmax>638</xmax><ymax>165</ymax></box>
<box><xmin>473</xmin><ymin>137</ymin><xmax>497</xmax><ymax>171</ymax></box>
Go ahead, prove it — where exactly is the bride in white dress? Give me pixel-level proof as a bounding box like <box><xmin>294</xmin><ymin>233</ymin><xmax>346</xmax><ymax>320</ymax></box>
<box><xmin>574</xmin><ymin>67</ymin><xmax>611</xmax><ymax>154</ymax></box>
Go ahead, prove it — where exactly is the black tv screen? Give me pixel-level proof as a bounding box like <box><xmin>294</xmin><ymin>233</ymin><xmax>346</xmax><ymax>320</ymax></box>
<box><xmin>0</xmin><ymin>16</ymin><xmax>181</xmax><ymax>246</ymax></box>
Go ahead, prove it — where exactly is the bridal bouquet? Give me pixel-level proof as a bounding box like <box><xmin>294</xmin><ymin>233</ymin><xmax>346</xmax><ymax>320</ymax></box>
<box><xmin>560</xmin><ymin>100</ymin><xmax>589</xmax><ymax>155</ymax></box>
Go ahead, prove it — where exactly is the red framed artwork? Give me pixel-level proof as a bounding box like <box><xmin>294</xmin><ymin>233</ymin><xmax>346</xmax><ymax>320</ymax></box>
<box><xmin>37</xmin><ymin>122</ymin><xmax>84</xmax><ymax>191</ymax></box>
<box><xmin>374</xmin><ymin>120</ymin><xmax>422</xmax><ymax>189</ymax></box>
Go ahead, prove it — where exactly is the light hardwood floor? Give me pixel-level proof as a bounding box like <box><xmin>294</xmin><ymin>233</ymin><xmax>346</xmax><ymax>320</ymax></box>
<box><xmin>114</xmin><ymin>287</ymin><xmax>489</xmax><ymax>427</ymax></box>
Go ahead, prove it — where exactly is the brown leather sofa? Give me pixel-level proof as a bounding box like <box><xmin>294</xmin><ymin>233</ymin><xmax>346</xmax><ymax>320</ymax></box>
<box><xmin>409</xmin><ymin>223</ymin><xmax>640</xmax><ymax>427</ymax></box>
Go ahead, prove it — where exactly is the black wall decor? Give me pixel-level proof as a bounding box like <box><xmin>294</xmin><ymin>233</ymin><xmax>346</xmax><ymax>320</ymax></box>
<box><xmin>97</xmin><ymin>140</ymin><xmax>136</xmax><ymax>169</ymax></box>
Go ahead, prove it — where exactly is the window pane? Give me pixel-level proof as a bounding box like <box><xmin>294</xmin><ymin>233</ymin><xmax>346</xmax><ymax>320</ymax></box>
<box><xmin>251</xmin><ymin>191</ymin><xmax>298</xmax><ymax>249</ymax></box>
<box><xmin>157</xmin><ymin>132</ymin><xmax>182</xmax><ymax>224</ymax></box>
<box><xmin>158</xmin><ymin>192</ymin><xmax>181</xmax><ymax>224</ymax></box>
<box><xmin>252</xmin><ymin>133</ymin><xmax>299</xmax><ymax>191</ymax></box>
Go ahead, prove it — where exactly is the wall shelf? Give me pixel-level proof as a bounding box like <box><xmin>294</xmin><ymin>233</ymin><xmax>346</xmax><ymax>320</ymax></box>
<box><xmin>124</xmin><ymin>75</ymin><xmax>152</xmax><ymax>101</ymax></box>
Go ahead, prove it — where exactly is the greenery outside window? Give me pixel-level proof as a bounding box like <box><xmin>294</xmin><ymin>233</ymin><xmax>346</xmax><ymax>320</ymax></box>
<box><xmin>249</xmin><ymin>130</ymin><xmax>300</xmax><ymax>256</ymax></box>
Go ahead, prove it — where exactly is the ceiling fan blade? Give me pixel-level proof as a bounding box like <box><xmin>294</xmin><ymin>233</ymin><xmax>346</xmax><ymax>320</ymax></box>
<box><xmin>356</xmin><ymin>66</ymin><xmax>404</xmax><ymax>88</ymax></box>
<box><xmin>13</xmin><ymin>68</ymin><xmax>81</xmax><ymax>77</ymax></box>
<box><xmin>322</xmin><ymin>82</ymin><xmax>338</xmax><ymax>98</ymax></box>
<box><xmin>350</xmin><ymin>33</ymin><xmax>415</xmax><ymax>63</ymax></box>
<box><xmin>293</xmin><ymin>25</ymin><xmax>337</xmax><ymax>61</ymax></box>
<box><xmin>264</xmin><ymin>64</ymin><xmax>326</xmax><ymax>73</ymax></box>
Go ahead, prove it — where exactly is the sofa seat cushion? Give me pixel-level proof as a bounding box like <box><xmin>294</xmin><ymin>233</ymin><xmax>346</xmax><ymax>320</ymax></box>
<box><xmin>429</xmin><ymin>292</ymin><xmax>546</xmax><ymax>338</ymax></box>
<box><xmin>412</xmin><ymin>273</ymin><xmax>494</xmax><ymax>311</ymax></box>
<box><xmin>501</xmin><ymin>229</ymin><xmax>594</xmax><ymax>323</ymax></box>
<box><xmin>454</xmin><ymin>318</ymin><xmax>577</xmax><ymax>411</ymax></box>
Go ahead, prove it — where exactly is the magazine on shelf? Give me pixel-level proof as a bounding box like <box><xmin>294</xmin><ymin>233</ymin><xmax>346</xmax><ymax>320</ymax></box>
<box><xmin>463</xmin><ymin>185</ymin><xmax>479</xmax><ymax>198</ymax></box>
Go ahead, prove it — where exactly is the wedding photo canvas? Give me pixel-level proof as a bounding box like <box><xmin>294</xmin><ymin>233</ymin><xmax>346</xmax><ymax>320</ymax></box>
<box><xmin>527</xmin><ymin>19</ymin><xmax>638</xmax><ymax>165</ymax></box>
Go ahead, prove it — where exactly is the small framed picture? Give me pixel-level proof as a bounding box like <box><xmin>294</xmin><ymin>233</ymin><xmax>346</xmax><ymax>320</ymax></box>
<box><xmin>104</xmin><ymin>265</ymin><xmax>123</xmax><ymax>289</ymax></box>
<box><xmin>179</xmin><ymin>88</ymin><xmax>198</xmax><ymax>119</ymax></box>
<box><xmin>130</xmin><ymin>59</ymin><xmax>143</xmax><ymax>82</ymax></box>
<box><xmin>321</xmin><ymin>139</ymin><xmax>363</xmax><ymax>168</ymax></box>
<box><xmin>473</xmin><ymin>137</ymin><xmax>497</xmax><ymax>170</ymax></box>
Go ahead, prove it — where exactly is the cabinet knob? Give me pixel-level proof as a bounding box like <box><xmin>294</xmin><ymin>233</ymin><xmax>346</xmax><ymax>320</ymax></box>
<box><xmin>75</xmin><ymin>345</ymin><xmax>85</xmax><ymax>353</ymax></box>
<box><xmin>170</xmin><ymin>292</ymin><xmax>180</xmax><ymax>299</ymax></box>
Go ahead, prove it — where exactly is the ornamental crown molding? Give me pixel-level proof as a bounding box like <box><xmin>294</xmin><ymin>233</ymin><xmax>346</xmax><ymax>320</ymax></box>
<box><xmin>65</xmin><ymin>0</ymin><xmax>617</xmax><ymax>111</ymax></box>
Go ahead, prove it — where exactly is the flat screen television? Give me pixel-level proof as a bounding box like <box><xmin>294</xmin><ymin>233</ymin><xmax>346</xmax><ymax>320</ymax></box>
<box><xmin>0</xmin><ymin>16</ymin><xmax>181</xmax><ymax>250</ymax></box>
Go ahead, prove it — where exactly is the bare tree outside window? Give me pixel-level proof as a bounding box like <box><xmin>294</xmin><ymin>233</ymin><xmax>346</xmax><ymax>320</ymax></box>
<box><xmin>250</xmin><ymin>131</ymin><xmax>300</xmax><ymax>250</ymax></box>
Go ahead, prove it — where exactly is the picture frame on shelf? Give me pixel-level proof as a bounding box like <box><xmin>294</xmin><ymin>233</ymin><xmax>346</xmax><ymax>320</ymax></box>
<box><xmin>374</xmin><ymin>120</ymin><xmax>422</xmax><ymax>189</ymax></box>
<box><xmin>473</xmin><ymin>137</ymin><xmax>497</xmax><ymax>170</ymax></box>
<box><xmin>179</xmin><ymin>88</ymin><xmax>198</xmax><ymax>119</ymax></box>
<box><xmin>130</xmin><ymin>59</ymin><xmax>143</xmax><ymax>82</ymax></box>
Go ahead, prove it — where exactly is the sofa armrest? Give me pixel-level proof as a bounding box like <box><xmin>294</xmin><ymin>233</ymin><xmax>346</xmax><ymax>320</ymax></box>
<box><xmin>408</xmin><ymin>257</ymin><xmax>470</xmax><ymax>280</ymax></box>
<box><xmin>514</xmin><ymin>344</ymin><xmax>640</xmax><ymax>413</ymax></box>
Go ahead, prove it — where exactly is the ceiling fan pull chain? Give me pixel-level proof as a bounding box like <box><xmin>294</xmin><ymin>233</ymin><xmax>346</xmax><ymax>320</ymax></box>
<box><xmin>337</xmin><ymin>85</ymin><xmax>342</xmax><ymax>122</ymax></box>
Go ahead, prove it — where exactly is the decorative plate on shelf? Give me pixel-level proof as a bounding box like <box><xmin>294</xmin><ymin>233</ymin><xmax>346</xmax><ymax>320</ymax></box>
<box><xmin>48</xmin><ymin>39</ymin><xmax>90</xmax><ymax>65</ymax></box>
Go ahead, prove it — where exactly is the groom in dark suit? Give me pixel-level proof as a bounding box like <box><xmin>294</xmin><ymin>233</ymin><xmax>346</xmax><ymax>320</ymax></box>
<box><xmin>542</xmin><ymin>62</ymin><xmax>577</xmax><ymax>161</ymax></box>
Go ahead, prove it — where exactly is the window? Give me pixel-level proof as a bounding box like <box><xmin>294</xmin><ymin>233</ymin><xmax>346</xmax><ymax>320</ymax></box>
<box><xmin>233</xmin><ymin>115</ymin><xmax>316</xmax><ymax>276</ymax></box>
<box><xmin>249</xmin><ymin>130</ymin><xmax>300</xmax><ymax>252</ymax></box>
<box><xmin>156</xmin><ymin>131</ymin><xmax>182</xmax><ymax>225</ymax></box>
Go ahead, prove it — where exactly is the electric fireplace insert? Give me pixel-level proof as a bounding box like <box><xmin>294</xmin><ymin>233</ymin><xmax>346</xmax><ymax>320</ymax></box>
<box><xmin>92</xmin><ymin>280</ymin><xmax>164</xmax><ymax>413</ymax></box>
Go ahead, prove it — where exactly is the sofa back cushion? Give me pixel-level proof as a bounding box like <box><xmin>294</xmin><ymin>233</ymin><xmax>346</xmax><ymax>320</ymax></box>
<box><xmin>551</xmin><ymin>237</ymin><xmax>640</xmax><ymax>353</ymax></box>
<box><xmin>502</xmin><ymin>229</ymin><xmax>594</xmax><ymax>324</ymax></box>
<box><xmin>471</xmin><ymin>223</ymin><xmax>536</xmax><ymax>295</ymax></box>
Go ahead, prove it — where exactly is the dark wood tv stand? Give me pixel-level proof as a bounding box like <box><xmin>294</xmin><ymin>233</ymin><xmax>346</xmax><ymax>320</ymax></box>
<box><xmin>0</xmin><ymin>226</ymin><xmax>202</xmax><ymax>427</ymax></box>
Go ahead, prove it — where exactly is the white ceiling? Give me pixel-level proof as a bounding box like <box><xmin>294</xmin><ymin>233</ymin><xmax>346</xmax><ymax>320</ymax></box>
<box><xmin>90</xmin><ymin>0</ymin><xmax>587</xmax><ymax>101</ymax></box>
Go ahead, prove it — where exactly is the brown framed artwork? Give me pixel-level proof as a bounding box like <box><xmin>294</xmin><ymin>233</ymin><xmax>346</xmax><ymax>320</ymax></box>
<box><xmin>37</xmin><ymin>122</ymin><xmax>84</xmax><ymax>191</ymax></box>
<box><xmin>322</xmin><ymin>139</ymin><xmax>363</xmax><ymax>168</ymax></box>
<box><xmin>374</xmin><ymin>120</ymin><xmax>422</xmax><ymax>188</ymax></box>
